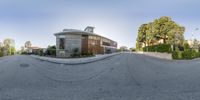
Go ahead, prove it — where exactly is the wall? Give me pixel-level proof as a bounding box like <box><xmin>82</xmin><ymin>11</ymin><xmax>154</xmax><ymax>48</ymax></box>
<box><xmin>56</xmin><ymin>33</ymin><xmax>82</xmax><ymax>57</ymax></box>
<box><xmin>137</xmin><ymin>52</ymin><xmax>172</xmax><ymax>60</ymax></box>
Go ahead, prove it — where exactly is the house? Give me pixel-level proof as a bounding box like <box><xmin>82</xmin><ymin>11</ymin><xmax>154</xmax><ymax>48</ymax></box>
<box><xmin>27</xmin><ymin>47</ymin><xmax>41</xmax><ymax>54</ymax></box>
<box><xmin>54</xmin><ymin>26</ymin><xmax>118</xmax><ymax>57</ymax></box>
<box><xmin>187</xmin><ymin>39</ymin><xmax>200</xmax><ymax>51</ymax></box>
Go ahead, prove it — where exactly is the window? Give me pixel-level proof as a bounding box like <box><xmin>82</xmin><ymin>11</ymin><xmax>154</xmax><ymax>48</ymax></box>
<box><xmin>59</xmin><ymin>38</ymin><xmax>65</xmax><ymax>49</ymax></box>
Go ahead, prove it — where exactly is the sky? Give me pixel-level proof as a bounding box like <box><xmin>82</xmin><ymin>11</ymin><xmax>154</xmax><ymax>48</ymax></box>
<box><xmin>0</xmin><ymin>0</ymin><xmax>200</xmax><ymax>50</ymax></box>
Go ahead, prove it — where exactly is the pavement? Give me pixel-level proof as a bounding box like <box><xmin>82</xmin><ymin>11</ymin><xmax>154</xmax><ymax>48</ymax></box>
<box><xmin>31</xmin><ymin>53</ymin><xmax>120</xmax><ymax>64</ymax></box>
<box><xmin>1</xmin><ymin>53</ymin><xmax>200</xmax><ymax>100</ymax></box>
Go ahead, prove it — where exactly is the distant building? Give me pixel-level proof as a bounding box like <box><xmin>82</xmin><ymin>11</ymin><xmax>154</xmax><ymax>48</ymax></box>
<box><xmin>187</xmin><ymin>39</ymin><xmax>196</xmax><ymax>48</ymax></box>
<box><xmin>54</xmin><ymin>26</ymin><xmax>118</xmax><ymax>57</ymax></box>
<box><xmin>141</xmin><ymin>38</ymin><xmax>165</xmax><ymax>48</ymax></box>
<box><xmin>187</xmin><ymin>39</ymin><xmax>200</xmax><ymax>51</ymax></box>
<box><xmin>27</xmin><ymin>47</ymin><xmax>41</xmax><ymax>54</ymax></box>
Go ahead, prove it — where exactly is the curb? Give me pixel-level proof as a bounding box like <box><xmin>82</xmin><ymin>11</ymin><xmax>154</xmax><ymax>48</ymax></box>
<box><xmin>31</xmin><ymin>53</ymin><xmax>121</xmax><ymax>65</ymax></box>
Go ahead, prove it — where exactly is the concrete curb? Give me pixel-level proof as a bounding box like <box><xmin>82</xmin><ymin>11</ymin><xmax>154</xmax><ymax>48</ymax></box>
<box><xmin>31</xmin><ymin>53</ymin><xmax>121</xmax><ymax>65</ymax></box>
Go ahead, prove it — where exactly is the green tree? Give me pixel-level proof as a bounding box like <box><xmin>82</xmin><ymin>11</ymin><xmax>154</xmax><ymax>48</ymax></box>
<box><xmin>45</xmin><ymin>45</ymin><xmax>56</xmax><ymax>56</ymax></box>
<box><xmin>3</xmin><ymin>39</ymin><xmax>15</xmax><ymax>55</ymax></box>
<box><xmin>136</xmin><ymin>16</ymin><xmax>185</xmax><ymax>51</ymax></box>
<box><xmin>0</xmin><ymin>47</ymin><xmax>3</xmax><ymax>57</ymax></box>
<box><xmin>153</xmin><ymin>16</ymin><xmax>185</xmax><ymax>44</ymax></box>
<box><xmin>137</xmin><ymin>24</ymin><xmax>148</xmax><ymax>48</ymax></box>
<box><xmin>119</xmin><ymin>46</ymin><xmax>128</xmax><ymax>52</ymax></box>
<box><xmin>25</xmin><ymin>41</ymin><xmax>32</xmax><ymax>48</ymax></box>
<box><xmin>183</xmin><ymin>42</ymin><xmax>190</xmax><ymax>51</ymax></box>
<box><xmin>10</xmin><ymin>47</ymin><xmax>15</xmax><ymax>55</ymax></box>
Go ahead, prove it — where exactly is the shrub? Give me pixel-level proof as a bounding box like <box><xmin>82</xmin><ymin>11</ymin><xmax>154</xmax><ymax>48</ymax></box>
<box><xmin>143</xmin><ymin>44</ymin><xmax>172</xmax><ymax>53</ymax></box>
<box><xmin>71</xmin><ymin>48</ymin><xmax>81</xmax><ymax>58</ymax></box>
<box><xmin>0</xmin><ymin>51</ymin><xmax>3</xmax><ymax>57</ymax></box>
<box><xmin>182</xmin><ymin>51</ymin><xmax>192</xmax><ymax>59</ymax></box>
<box><xmin>172</xmin><ymin>47</ymin><xmax>182</xmax><ymax>59</ymax></box>
<box><xmin>173</xmin><ymin>49</ymin><xmax>200</xmax><ymax>60</ymax></box>
<box><xmin>172</xmin><ymin>51</ymin><xmax>182</xmax><ymax>59</ymax></box>
<box><xmin>45</xmin><ymin>45</ymin><xmax>56</xmax><ymax>56</ymax></box>
<box><xmin>81</xmin><ymin>52</ymin><xmax>94</xmax><ymax>57</ymax></box>
<box><xmin>183</xmin><ymin>42</ymin><xmax>190</xmax><ymax>51</ymax></box>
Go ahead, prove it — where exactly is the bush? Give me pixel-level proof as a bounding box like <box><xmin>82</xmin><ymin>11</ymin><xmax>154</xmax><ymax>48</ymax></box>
<box><xmin>172</xmin><ymin>51</ymin><xmax>182</xmax><ymax>59</ymax></box>
<box><xmin>71</xmin><ymin>48</ymin><xmax>81</xmax><ymax>58</ymax></box>
<box><xmin>182</xmin><ymin>51</ymin><xmax>192</xmax><ymax>59</ymax></box>
<box><xmin>0</xmin><ymin>51</ymin><xmax>3</xmax><ymax>57</ymax></box>
<box><xmin>81</xmin><ymin>52</ymin><xmax>95</xmax><ymax>57</ymax></box>
<box><xmin>45</xmin><ymin>46</ymin><xmax>56</xmax><ymax>56</ymax></box>
<box><xmin>172</xmin><ymin>48</ymin><xmax>182</xmax><ymax>59</ymax></box>
<box><xmin>143</xmin><ymin>44</ymin><xmax>172</xmax><ymax>53</ymax></box>
<box><xmin>172</xmin><ymin>49</ymin><xmax>200</xmax><ymax>60</ymax></box>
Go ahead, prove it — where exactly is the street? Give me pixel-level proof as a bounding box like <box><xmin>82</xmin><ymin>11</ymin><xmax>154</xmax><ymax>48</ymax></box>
<box><xmin>1</xmin><ymin>53</ymin><xmax>200</xmax><ymax>100</ymax></box>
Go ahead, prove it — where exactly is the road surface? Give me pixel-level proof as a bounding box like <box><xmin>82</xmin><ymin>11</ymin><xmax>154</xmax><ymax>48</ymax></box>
<box><xmin>1</xmin><ymin>53</ymin><xmax>200</xmax><ymax>100</ymax></box>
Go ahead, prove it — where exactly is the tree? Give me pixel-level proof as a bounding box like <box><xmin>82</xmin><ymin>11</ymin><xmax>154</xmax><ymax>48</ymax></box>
<box><xmin>136</xmin><ymin>16</ymin><xmax>185</xmax><ymax>50</ymax></box>
<box><xmin>153</xmin><ymin>16</ymin><xmax>185</xmax><ymax>44</ymax></box>
<box><xmin>129</xmin><ymin>47</ymin><xmax>136</xmax><ymax>52</ymax></box>
<box><xmin>25</xmin><ymin>41</ymin><xmax>32</xmax><ymax>48</ymax></box>
<box><xmin>3</xmin><ymin>39</ymin><xmax>15</xmax><ymax>55</ymax></box>
<box><xmin>45</xmin><ymin>45</ymin><xmax>56</xmax><ymax>56</ymax></box>
<box><xmin>10</xmin><ymin>47</ymin><xmax>15</xmax><ymax>55</ymax></box>
<box><xmin>119</xmin><ymin>46</ymin><xmax>128</xmax><ymax>52</ymax></box>
<box><xmin>137</xmin><ymin>24</ymin><xmax>148</xmax><ymax>47</ymax></box>
<box><xmin>0</xmin><ymin>47</ymin><xmax>3</xmax><ymax>57</ymax></box>
<box><xmin>183</xmin><ymin>42</ymin><xmax>190</xmax><ymax>51</ymax></box>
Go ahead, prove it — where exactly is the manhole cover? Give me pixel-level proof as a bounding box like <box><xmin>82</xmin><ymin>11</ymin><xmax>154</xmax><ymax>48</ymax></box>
<box><xmin>20</xmin><ymin>64</ymin><xmax>30</xmax><ymax>68</ymax></box>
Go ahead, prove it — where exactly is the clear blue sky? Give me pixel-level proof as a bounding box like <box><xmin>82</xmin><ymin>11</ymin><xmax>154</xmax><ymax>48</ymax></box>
<box><xmin>0</xmin><ymin>0</ymin><xmax>200</xmax><ymax>50</ymax></box>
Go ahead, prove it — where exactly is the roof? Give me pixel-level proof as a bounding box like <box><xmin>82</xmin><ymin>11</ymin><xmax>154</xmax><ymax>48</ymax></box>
<box><xmin>54</xmin><ymin>28</ymin><xmax>117</xmax><ymax>43</ymax></box>
<box><xmin>54</xmin><ymin>29</ymin><xmax>98</xmax><ymax>36</ymax></box>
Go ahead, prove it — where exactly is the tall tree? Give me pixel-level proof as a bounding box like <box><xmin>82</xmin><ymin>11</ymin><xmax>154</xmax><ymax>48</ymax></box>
<box><xmin>25</xmin><ymin>41</ymin><xmax>32</xmax><ymax>48</ymax></box>
<box><xmin>3</xmin><ymin>39</ymin><xmax>15</xmax><ymax>55</ymax></box>
<box><xmin>136</xmin><ymin>16</ymin><xmax>185</xmax><ymax>50</ymax></box>
<box><xmin>137</xmin><ymin>24</ymin><xmax>148</xmax><ymax>47</ymax></box>
<box><xmin>153</xmin><ymin>16</ymin><xmax>185</xmax><ymax>44</ymax></box>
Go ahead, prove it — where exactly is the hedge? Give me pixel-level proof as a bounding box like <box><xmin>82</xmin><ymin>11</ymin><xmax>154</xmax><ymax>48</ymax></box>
<box><xmin>143</xmin><ymin>44</ymin><xmax>172</xmax><ymax>53</ymax></box>
<box><xmin>172</xmin><ymin>50</ymin><xmax>200</xmax><ymax>60</ymax></box>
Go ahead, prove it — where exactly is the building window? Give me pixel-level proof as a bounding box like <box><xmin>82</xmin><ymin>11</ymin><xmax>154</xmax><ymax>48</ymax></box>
<box><xmin>59</xmin><ymin>38</ymin><xmax>65</xmax><ymax>49</ymax></box>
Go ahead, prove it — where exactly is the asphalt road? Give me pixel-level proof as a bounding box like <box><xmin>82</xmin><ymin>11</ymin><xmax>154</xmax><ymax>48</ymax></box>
<box><xmin>1</xmin><ymin>53</ymin><xmax>200</xmax><ymax>100</ymax></box>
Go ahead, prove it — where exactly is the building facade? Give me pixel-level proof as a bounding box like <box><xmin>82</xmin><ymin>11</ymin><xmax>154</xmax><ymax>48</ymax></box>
<box><xmin>55</xmin><ymin>26</ymin><xmax>117</xmax><ymax>57</ymax></box>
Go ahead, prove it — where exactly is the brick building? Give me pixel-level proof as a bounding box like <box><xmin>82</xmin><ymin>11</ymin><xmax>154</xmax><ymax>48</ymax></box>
<box><xmin>54</xmin><ymin>26</ymin><xmax>117</xmax><ymax>57</ymax></box>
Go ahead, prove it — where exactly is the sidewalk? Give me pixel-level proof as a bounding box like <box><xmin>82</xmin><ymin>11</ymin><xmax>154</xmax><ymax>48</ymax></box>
<box><xmin>31</xmin><ymin>53</ymin><xmax>121</xmax><ymax>65</ymax></box>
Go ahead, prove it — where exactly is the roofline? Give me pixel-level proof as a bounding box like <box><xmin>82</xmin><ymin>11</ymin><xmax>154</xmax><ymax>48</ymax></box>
<box><xmin>54</xmin><ymin>30</ymin><xmax>117</xmax><ymax>43</ymax></box>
